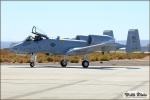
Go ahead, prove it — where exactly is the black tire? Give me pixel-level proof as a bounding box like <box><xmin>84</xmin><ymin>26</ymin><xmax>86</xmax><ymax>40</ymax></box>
<box><xmin>30</xmin><ymin>62</ymin><xmax>35</xmax><ymax>68</ymax></box>
<box><xmin>82</xmin><ymin>60</ymin><xmax>89</xmax><ymax>68</ymax></box>
<box><xmin>60</xmin><ymin>60</ymin><xmax>67</xmax><ymax>67</ymax></box>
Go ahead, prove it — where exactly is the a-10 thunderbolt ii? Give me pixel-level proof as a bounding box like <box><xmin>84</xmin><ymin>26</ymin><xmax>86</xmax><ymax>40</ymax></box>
<box><xmin>10</xmin><ymin>26</ymin><xmax>141</xmax><ymax>68</ymax></box>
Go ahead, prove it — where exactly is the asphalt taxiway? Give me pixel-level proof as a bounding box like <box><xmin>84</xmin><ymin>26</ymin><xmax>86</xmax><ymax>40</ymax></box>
<box><xmin>1</xmin><ymin>63</ymin><xmax>149</xmax><ymax>99</ymax></box>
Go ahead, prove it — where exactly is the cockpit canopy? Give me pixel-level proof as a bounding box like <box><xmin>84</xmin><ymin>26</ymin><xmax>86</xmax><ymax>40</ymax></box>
<box><xmin>24</xmin><ymin>26</ymin><xmax>49</xmax><ymax>42</ymax></box>
<box><xmin>25</xmin><ymin>35</ymin><xmax>49</xmax><ymax>42</ymax></box>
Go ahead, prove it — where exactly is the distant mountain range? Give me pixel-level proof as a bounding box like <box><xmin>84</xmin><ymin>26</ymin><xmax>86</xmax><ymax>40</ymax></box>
<box><xmin>1</xmin><ymin>41</ymin><xmax>12</xmax><ymax>49</ymax></box>
<box><xmin>116</xmin><ymin>40</ymin><xmax>149</xmax><ymax>47</ymax></box>
<box><xmin>0</xmin><ymin>40</ymin><xmax>149</xmax><ymax>49</ymax></box>
<box><xmin>117</xmin><ymin>40</ymin><xmax>150</xmax><ymax>52</ymax></box>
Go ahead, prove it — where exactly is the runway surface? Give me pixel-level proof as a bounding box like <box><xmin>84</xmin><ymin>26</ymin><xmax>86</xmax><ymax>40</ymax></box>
<box><xmin>1</xmin><ymin>64</ymin><xmax>149</xmax><ymax>99</ymax></box>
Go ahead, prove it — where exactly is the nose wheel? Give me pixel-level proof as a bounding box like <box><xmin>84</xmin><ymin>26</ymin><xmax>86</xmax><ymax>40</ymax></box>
<box><xmin>82</xmin><ymin>60</ymin><xmax>89</xmax><ymax>68</ymax></box>
<box><xmin>30</xmin><ymin>62</ymin><xmax>35</xmax><ymax>68</ymax></box>
<box><xmin>30</xmin><ymin>53</ymin><xmax>36</xmax><ymax>68</ymax></box>
<box><xmin>60</xmin><ymin>59</ymin><xmax>67</xmax><ymax>67</ymax></box>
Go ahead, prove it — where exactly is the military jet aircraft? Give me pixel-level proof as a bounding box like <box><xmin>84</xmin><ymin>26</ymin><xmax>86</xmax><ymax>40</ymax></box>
<box><xmin>10</xmin><ymin>26</ymin><xmax>140</xmax><ymax>68</ymax></box>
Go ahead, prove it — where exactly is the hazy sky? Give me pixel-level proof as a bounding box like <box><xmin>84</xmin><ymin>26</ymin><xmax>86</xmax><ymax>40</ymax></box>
<box><xmin>1</xmin><ymin>1</ymin><xmax>149</xmax><ymax>41</ymax></box>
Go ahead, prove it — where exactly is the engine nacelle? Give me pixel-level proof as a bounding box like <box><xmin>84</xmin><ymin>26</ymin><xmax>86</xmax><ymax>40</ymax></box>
<box><xmin>76</xmin><ymin>35</ymin><xmax>89</xmax><ymax>41</ymax></box>
<box><xmin>76</xmin><ymin>35</ymin><xmax>114</xmax><ymax>45</ymax></box>
<box><xmin>88</xmin><ymin>35</ymin><xmax>114</xmax><ymax>45</ymax></box>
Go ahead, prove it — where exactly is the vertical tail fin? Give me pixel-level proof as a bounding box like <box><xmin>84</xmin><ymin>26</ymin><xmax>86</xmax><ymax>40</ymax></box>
<box><xmin>126</xmin><ymin>29</ymin><xmax>141</xmax><ymax>52</ymax></box>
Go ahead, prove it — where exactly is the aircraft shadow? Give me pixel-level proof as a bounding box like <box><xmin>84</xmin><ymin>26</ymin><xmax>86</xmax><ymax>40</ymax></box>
<box><xmin>9</xmin><ymin>65</ymin><xmax>140</xmax><ymax>70</ymax></box>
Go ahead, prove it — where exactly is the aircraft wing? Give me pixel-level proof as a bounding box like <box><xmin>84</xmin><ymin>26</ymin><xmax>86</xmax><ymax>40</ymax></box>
<box><xmin>66</xmin><ymin>40</ymin><xmax>114</xmax><ymax>55</ymax></box>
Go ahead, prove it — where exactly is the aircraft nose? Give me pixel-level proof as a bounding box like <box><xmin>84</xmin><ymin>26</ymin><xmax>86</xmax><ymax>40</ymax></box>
<box><xmin>9</xmin><ymin>42</ymin><xmax>23</xmax><ymax>53</ymax></box>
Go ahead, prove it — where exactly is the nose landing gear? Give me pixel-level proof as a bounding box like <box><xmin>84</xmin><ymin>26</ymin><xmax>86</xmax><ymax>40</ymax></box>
<box><xmin>30</xmin><ymin>62</ymin><xmax>35</xmax><ymax>68</ymax></box>
<box><xmin>30</xmin><ymin>53</ymin><xmax>37</xmax><ymax>68</ymax></box>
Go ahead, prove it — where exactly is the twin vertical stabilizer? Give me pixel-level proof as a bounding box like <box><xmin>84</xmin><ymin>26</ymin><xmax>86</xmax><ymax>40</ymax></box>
<box><xmin>126</xmin><ymin>29</ymin><xmax>141</xmax><ymax>52</ymax></box>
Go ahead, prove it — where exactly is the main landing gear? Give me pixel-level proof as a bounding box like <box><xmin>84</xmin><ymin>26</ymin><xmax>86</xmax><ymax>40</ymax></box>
<box><xmin>60</xmin><ymin>55</ymin><xmax>89</xmax><ymax>68</ymax></box>
<box><xmin>60</xmin><ymin>59</ymin><xmax>67</xmax><ymax>67</ymax></box>
<box><xmin>82</xmin><ymin>55</ymin><xmax>89</xmax><ymax>68</ymax></box>
<box><xmin>60</xmin><ymin>59</ymin><xmax>89</xmax><ymax>68</ymax></box>
<box><xmin>60</xmin><ymin>56</ymin><xmax>68</xmax><ymax>67</ymax></box>
<box><xmin>82</xmin><ymin>60</ymin><xmax>89</xmax><ymax>68</ymax></box>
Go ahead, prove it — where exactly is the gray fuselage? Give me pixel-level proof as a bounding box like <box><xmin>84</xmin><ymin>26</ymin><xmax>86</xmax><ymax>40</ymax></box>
<box><xmin>11</xmin><ymin>39</ymin><xmax>87</xmax><ymax>55</ymax></box>
<box><xmin>10</xmin><ymin>35</ymin><xmax>116</xmax><ymax>55</ymax></box>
